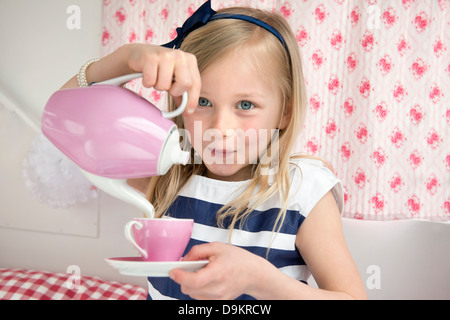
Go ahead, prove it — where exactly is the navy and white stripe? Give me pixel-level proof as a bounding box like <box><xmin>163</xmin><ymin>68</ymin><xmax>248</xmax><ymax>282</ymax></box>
<box><xmin>147</xmin><ymin>158</ymin><xmax>343</xmax><ymax>300</ymax></box>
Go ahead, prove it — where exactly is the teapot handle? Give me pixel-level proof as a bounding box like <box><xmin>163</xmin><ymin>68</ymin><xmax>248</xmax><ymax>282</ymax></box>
<box><xmin>96</xmin><ymin>73</ymin><xmax>144</xmax><ymax>86</ymax></box>
<box><xmin>96</xmin><ymin>73</ymin><xmax>188</xmax><ymax>119</ymax></box>
<box><xmin>161</xmin><ymin>91</ymin><xmax>188</xmax><ymax>119</ymax></box>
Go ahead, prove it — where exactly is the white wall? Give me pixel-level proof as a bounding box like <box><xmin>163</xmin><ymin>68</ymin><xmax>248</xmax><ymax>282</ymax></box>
<box><xmin>0</xmin><ymin>0</ymin><xmax>147</xmax><ymax>288</ymax></box>
<box><xmin>0</xmin><ymin>0</ymin><xmax>103</xmax><ymax>120</ymax></box>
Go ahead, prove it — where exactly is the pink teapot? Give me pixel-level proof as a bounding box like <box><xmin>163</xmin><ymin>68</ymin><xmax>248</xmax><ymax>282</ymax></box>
<box><xmin>41</xmin><ymin>73</ymin><xmax>190</xmax><ymax>217</ymax></box>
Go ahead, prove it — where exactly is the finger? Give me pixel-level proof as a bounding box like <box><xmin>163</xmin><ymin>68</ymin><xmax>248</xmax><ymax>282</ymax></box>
<box><xmin>154</xmin><ymin>56</ymin><xmax>175</xmax><ymax>92</ymax></box>
<box><xmin>181</xmin><ymin>243</ymin><xmax>217</xmax><ymax>262</ymax></box>
<box><xmin>184</xmin><ymin>78</ymin><xmax>200</xmax><ymax>115</ymax></box>
<box><xmin>169</xmin><ymin>70</ymin><xmax>193</xmax><ymax>115</ymax></box>
<box><xmin>169</xmin><ymin>75</ymin><xmax>191</xmax><ymax>99</ymax></box>
<box><xmin>169</xmin><ymin>262</ymin><xmax>211</xmax><ymax>288</ymax></box>
<box><xmin>169</xmin><ymin>268</ymin><xmax>205</xmax><ymax>299</ymax></box>
<box><xmin>168</xmin><ymin>53</ymin><xmax>192</xmax><ymax>98</ymax></box>
<box><xmin>185</xmin><ymin>55</ymin><xmax>201</xmax><ymax>114</ymax></box>
<box><xmin>169</xmin><ymin>268</ymin><xmax>191</xmax><ymax>285</ymax></box>
<box><xmin>170</xmin><ymin>264</ymin><xmax>227</xmax><ymax>300</ymax></box>
<box><xmin>141</xmin><ymin>61</ymin><xmax>157</xmax><ymax>88</ymax></box>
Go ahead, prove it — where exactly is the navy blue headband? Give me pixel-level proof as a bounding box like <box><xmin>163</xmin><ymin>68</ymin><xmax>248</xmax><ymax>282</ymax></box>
<box><xmin>162</xmin><ymin>0</ymin><xmax>287</xmax><ymax>50</ymax></box>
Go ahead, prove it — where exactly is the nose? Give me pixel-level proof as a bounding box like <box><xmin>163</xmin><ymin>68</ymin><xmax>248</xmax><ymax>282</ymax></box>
<box><xmin>208</xmin><ymin>106</ymin><xmax>236</xmax><ymax>137</ymax></box>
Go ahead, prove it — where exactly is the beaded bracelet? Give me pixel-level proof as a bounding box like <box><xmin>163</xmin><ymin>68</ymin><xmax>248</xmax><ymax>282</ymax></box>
<box><xmin>77</xmin><ymin>58</ymin><xmax>100</xmax><ymax>87</ymax></box>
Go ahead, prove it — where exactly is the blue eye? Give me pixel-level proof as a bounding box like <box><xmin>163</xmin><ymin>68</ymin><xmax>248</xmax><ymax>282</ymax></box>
<box><xmin>237</xmin><ymin>100</ymin><xmax>254</xmax><ymax>110</ymax></box>
<box><xmin>198</xmin><ymin>97</ymin><xmax>211</xmax><ymax>107</ymax></box>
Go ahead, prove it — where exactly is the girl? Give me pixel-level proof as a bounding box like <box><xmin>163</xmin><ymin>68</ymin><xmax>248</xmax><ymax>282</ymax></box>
<box><xmin>63</xmin><ymin>1</ymin><xmax>366</xmax><ymax>300</ymax></box>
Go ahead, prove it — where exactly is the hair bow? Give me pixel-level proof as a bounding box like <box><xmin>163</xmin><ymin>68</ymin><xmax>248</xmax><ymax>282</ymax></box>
<box><xmin>162</xmin><ymin>0</ymin><xmax>216</xmax><ymax>49</ymax></box>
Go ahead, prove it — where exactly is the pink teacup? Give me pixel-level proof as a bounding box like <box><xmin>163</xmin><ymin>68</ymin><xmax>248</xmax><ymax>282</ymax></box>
<box><xmin>124</xmin><ymin>218</ymin><xmax>194</xmax><ymax>261</ymax></box>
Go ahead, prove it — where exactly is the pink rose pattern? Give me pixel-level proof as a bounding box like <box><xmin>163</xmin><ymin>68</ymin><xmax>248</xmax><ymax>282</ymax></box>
<box><xmin>102</xmin><ymin>0</ymin><xmax>449</xmax><ymax>221</ymax></box>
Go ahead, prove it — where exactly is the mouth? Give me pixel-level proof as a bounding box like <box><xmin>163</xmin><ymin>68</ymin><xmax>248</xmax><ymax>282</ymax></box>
<box><xmin>207</xmin><ymin>148</ymin><xmax>236</xmax><ymax>158</ymax></box>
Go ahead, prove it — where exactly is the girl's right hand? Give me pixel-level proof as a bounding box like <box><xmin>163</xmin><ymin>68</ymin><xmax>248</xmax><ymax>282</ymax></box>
<box><xmin>124</xmin><ymin>43</ymin><xmax>201</xmax><ymax>114</ymax></box>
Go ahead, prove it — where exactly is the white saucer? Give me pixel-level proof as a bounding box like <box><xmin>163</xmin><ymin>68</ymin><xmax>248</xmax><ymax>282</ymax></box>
<box><xmin>105</xmin><ymin>257</ymin><xmax>209</xmax><ymax>277</ymax></box>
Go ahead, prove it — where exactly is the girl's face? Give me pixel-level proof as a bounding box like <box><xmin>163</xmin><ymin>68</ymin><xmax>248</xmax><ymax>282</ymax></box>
<box><xmin>183</xmin><ymin>47</ymin><xmax>289</xmax><ymax>181</ymax></box>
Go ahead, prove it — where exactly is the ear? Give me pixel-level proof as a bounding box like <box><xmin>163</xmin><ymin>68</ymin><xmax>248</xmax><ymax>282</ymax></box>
<box><xmin>279</xmin><ymin>102</ymin><xmax>292</xmax><ymax>130</ymax></box>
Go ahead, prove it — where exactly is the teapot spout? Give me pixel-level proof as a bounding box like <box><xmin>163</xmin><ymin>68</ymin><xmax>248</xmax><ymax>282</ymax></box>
<box><xmin>80</xmin><ymin>169</ymin><xmax>155</xmax><ymax>218</ymax></box>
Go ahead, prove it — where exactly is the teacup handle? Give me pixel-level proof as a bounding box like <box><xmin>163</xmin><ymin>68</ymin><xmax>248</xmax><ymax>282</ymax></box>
<box><xmin>124</xmin><ymin>220</ymin><xmax>148</xmax><ymax>259</ymax></box>
<box><xmin>96</xmin><ymin>73</ymin><xmax>188</xmax><ymax>119</ymax></box>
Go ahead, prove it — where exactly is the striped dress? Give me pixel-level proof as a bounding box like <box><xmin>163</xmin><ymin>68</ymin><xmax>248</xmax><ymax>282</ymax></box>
<box><xmin>147</xmin><ymin>158</ymin><xmax>343</xmax><ymax>300</ymax></box>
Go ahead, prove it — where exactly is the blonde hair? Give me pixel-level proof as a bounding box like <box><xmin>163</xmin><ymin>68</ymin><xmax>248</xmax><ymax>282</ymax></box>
<box><xmin>146</xmin><ymin>7</ymin><xmax>307</xmax><ymax>238</ymax></box>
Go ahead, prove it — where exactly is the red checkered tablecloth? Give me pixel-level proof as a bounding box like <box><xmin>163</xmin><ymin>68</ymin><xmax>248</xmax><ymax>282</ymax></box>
<box><xmin>0</xmin><ymin>268</ymin><xmax>147</xmax><ymax>300</ymax></box>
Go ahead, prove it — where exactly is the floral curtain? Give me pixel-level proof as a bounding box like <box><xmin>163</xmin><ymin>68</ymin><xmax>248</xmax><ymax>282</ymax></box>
<box><xmin>101</xmin><ymin>0</ymin><xmax>449</xmax><ymax>221</ymax></box>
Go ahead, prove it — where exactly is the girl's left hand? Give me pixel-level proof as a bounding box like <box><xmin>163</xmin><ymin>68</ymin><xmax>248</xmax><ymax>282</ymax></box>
<box><xmin>169</xmin><ymin>242</ymin><xmax>270</xmax><ymax>300</ymax></box>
